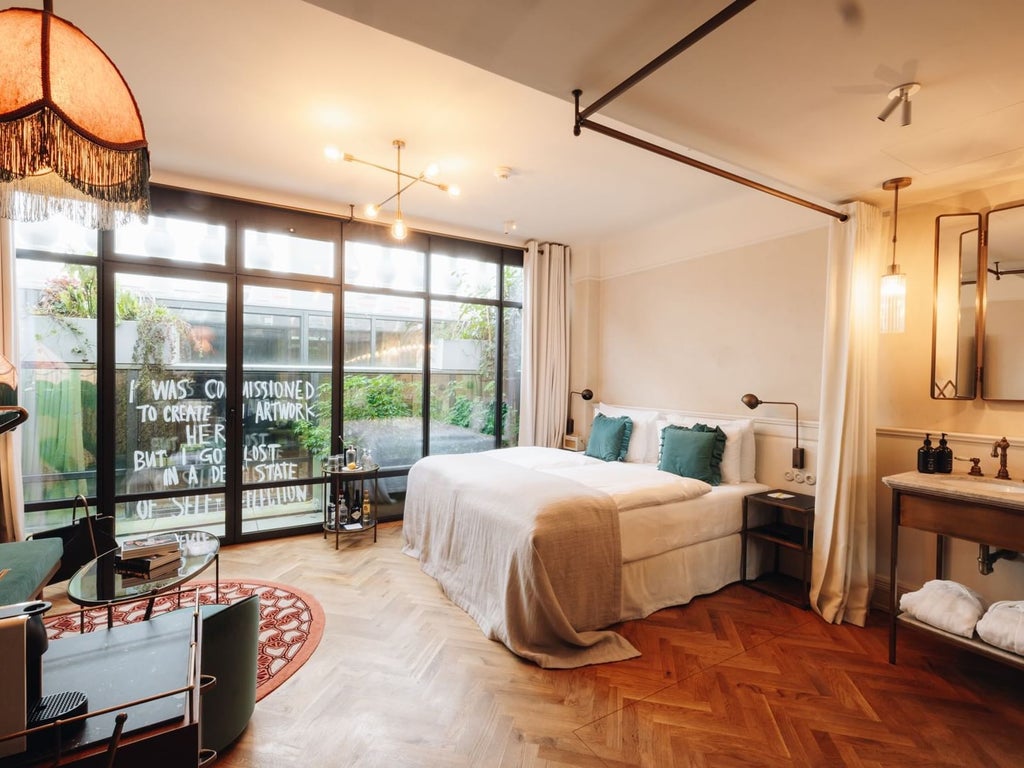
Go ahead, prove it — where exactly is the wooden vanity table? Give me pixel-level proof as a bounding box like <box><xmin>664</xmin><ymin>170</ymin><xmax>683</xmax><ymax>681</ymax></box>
<box><xmin>884</xmin><ymin>471</ymin><xmax>1024</xmax><ymax>669</ymax></box>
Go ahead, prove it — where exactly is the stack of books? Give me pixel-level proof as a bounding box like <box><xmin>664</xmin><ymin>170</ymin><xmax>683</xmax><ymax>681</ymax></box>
<box><xmin>115</xmin><ymin>533</ymin><xmax>183</xmax><ymax>586</ymax></box>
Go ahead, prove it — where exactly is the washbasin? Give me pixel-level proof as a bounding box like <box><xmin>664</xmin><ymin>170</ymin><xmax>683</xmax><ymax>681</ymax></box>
<box><xmin>938</xmin><ymin>476</ymin><xmax>1024</xmax><ymax>494</ymax></box>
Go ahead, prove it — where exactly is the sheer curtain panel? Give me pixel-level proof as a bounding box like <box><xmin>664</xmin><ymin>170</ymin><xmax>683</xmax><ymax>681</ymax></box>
<box><xmin>0</xmin><ymin>221</ymin><xmax>25</xmax><ymax>542</ymax></box>
<box><xmin>810</xmin><ymin>201</ymin><xmax>884</xmax><ymax>625</ymax></box>
<box><xmin>518</xmin><ymin>241</ymin><xmax>570</xmax><ymax>447</ymax></box>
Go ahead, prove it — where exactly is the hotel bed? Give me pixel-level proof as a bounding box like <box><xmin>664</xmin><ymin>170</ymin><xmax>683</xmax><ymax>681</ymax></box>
<box><xmin>402</xmin><ymin>407</ymin><xmax>768</xmax><ymax>668</ymax></box>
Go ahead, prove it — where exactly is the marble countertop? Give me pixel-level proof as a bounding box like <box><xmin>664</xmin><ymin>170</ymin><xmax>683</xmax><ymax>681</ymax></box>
<box><xmin>883</xmin><ymin>470</ymin><xmax>1024</xmax><ymax>512</ymax></box>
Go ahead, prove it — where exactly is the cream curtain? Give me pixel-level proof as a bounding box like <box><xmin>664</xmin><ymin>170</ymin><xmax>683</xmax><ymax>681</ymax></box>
<box><xmin>518</xmin><ymin>241</ymin><xmax>570</xmax><ymax>448</ymax></box>
<box><xmin>0</xmin><ymin>220</ymin><xmax>25</xmax><ymax>543</ymax></box>
<box><xmin>810</xmin><ymin>201</ymin><xmax>884</xmax><ymax>625</ymax></box>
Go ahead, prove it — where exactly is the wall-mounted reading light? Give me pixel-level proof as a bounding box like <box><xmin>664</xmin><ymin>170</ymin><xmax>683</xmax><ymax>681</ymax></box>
<box><xmin>741</xmin><ymin>393</ymin><xmax>804</xmax><ymax>469</ymax></box>
<box><xmin>567</xmin><ymin>388</ymin><xmax>594</xmax><ymax>435</ymax></box>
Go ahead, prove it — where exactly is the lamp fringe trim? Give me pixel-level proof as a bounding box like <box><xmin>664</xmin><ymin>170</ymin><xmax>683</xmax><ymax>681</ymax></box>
<box><xmin>0</xmin><ymin>109</ymin><xmax>150</xmax><ymax>228</ymax></box>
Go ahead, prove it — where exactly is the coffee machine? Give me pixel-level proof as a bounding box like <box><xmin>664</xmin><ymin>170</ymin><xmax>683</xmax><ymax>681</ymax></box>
<box><xmin>0</xmin><ymin>601</ymin><xmax>87</xmax><ymax>756</ymax></box>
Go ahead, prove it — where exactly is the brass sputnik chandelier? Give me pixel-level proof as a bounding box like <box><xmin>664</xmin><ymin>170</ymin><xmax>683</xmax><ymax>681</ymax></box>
<box><xmin>327</xmin><ymin>139</ymin><xmax>459</xmax><ymax>240</ymax></box>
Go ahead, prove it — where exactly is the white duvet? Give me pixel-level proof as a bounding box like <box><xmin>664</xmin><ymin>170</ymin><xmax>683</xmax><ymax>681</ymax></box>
<box><xmin>403</xmin><ymin>447</ymin><xmax>716</xmax><ymax>667</ymax></box>
<box><xmin>540</xmin><ymin>462</ymin><xmax>712</xmax><ymax>510</ymax></box>
<box><xmin>484</xmin><ymin>447</ymin><xmax>712</xmax><ymax>510</ymax></box>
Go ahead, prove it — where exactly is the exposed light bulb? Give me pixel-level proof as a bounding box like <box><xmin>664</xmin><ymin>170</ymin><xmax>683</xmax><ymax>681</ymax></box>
<box><xmin>447</xmin><ymin>184</ymin><xmax>461</xmax><ymax>198</ymax></box>
<box><xmin>364</xmin><ymin>203</ymin><xmax>379</xmax><ymax>219</ymax></box>
<box><xmin>324</xmin><ymin>145</ymin><xmax>342</xmax><ymax>162</ymax></box>
<box><xmin>392</xmin><ymin>217</ymin><xmax>408</xmax><ymax>240</ymax></box>
<box><xmin>423</xmin><ymin>163</ymin><xmax>440</xmax><ymax>179</ymax></box>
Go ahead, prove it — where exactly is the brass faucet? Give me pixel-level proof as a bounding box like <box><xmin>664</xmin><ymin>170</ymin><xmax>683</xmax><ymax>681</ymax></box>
<box><xmin>991</xmin><ymin>436</ymin><xmax>1011</xmax><ymax>480</ymax></box>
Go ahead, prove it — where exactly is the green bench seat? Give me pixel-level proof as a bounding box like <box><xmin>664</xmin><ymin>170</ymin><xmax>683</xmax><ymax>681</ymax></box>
<box><xmin>0</xmin><ymin>539</ymin><xmax>63</xmax><ymax>606</ymax></box>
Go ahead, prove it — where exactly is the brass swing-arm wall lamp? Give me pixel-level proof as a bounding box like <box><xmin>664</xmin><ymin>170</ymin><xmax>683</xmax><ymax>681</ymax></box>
<box><xmin>326</xmin><ymin>139</ymin><xmax>460</xmax><ymax>240</ymax></box>
<box><xmin>741</xmin><ymin>393</ymin><xmax>804</xmax><ymax>469</ymax></box>
<box><xmin>566</xmin><ymin>388</ymin><xmax>593</xmax><ymax>435</ymax></box>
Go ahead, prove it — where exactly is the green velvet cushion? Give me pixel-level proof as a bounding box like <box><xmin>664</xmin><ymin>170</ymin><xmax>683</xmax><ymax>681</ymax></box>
<box><xmin>658</xmin><ymin>425</ymin><xmax>721</xmax><ymax>483</ymax></box>
<box><xmin>585</xmin><ymin>413</ymin><xmax>633</xmax><ymax>462</ymax></box>
<box><xmin>685</xmin><ymin>423</ymin><xmax>727</xmax><ymax>485</ymax></box>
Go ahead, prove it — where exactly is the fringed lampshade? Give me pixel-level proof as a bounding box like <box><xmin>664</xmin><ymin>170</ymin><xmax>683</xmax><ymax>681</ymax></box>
<box><xmin>0</xmin><ymin>3</ymin><xmax>150</xmax><ymax>229</ymax></box>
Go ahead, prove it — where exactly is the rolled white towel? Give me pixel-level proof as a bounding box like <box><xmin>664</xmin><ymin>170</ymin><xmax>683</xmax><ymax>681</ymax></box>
<box><xmin>899</xmin><ymin>579</ymin><xmax>986</xmax><ymax>638</ymax></box>
<box><xmin>976</xmin><ymin>601</ymin><xmax>1024</xmax><ymax>655</ymax></box>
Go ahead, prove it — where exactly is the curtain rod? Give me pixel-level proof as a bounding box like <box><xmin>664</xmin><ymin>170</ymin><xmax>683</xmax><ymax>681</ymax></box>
<box><xmin>571</xmin><ymin>0</ymin><xmax>849</xmax><ymax>223</ymax></box>
<box><xmin>576</xmin><ymin>0</ymin><xmax>758</xmax><ymax>122</ymax></box>
<box><xmin>576</xmin><ymin>113</ymin><xmax>848</xmax><ymax>222</ymax></box>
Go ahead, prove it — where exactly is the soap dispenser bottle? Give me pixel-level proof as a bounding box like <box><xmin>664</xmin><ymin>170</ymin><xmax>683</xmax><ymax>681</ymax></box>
<box><xmin>917</xmin><ymin>433</ymin><xmax>935</xmax><ymax>474</ymax></box>
<box><xmin>936</xmin><ymin>433</ymin><xmax>953</xmax><ymax>474</ymax></box>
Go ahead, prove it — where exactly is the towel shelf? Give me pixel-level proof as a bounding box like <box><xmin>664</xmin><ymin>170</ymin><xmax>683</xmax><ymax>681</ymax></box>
<box><xmin>884</xmin><ymin>471</ymin><xmax>1024</xmax><ymax>669</ymax></box>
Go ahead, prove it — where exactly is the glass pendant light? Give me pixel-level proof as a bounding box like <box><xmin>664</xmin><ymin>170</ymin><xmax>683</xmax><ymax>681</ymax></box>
<box><xmin>880</xmin><ymin>177</ymin><xmax>911</xmax><ymax>334</ymax></box>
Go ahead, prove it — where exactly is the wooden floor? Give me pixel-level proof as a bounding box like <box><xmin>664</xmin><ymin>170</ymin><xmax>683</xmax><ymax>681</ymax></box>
<box><xmin>87</xmin><ymin>523</ymin><xmax>1024</xmax><ymax>766</ymax></box>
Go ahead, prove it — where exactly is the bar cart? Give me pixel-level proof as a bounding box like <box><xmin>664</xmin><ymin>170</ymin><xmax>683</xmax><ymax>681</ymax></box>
<box><xmin>322</xmin><ymin>455</ymin><xmax>379</xmax><ymax>549</ymax></box>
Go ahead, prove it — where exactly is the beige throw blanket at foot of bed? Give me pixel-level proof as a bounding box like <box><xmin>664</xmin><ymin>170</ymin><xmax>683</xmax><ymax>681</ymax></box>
<box><xmin>402</xmin><ymin>453</ymin><xmax>640</xmax><ymax>668</ymax></box>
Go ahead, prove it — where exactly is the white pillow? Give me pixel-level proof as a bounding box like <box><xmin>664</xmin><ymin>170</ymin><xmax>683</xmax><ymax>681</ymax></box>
<box><xmin>593</xmin><ymin>403</ymin><xmax>660</xmax><ymax>463</ymax></box>
<box><xmin>899</xmin><ymin>580</ymin><xmax>986</xmax><ymax>639</ymax></box>
<box><xmin>976</xmin><ymin>601</ymin><xmax>1024</xmax><ymax>655</ymax></box>
<box><xmin>660</xmin><ymin>415</ymin><xmax>751</xmax><ymax>484</ymax></box>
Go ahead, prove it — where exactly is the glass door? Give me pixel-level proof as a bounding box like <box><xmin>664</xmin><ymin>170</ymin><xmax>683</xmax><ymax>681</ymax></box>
<box><xmin>113</xmin><ymin>271</ymin><xmax>229</xmax><ymax>538</ymax></box>
<box><xmin>239</xmin><ymin>281</ymin><xmax>336</xmax><ymax>535</ymax></box>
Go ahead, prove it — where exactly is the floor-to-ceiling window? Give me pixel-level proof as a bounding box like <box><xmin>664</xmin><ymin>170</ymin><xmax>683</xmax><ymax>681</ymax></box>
<box><xmin>14</xmin><ymin>188</ymin><xmax>522</xmax><ymax>542</ymax></box>
<box><xmin>340</xmin><ymin>225</ymin><xmax>522</xmax><ymax>515</ymax></box>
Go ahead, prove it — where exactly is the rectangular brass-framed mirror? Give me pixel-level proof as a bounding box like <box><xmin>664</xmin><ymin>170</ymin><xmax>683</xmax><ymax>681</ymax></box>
<box><xmin>932</xmin><ymin>213</ymin><xmax>980</xmax><ymax>399</ymax></box>
<box><xmin>982</xmin><ymin>203</ymin><xmax>1024</xmax><ymax>400</ymax></box>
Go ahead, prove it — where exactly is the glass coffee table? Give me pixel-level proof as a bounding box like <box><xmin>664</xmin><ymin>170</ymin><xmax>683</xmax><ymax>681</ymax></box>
<box><xmin>67</xmin><ymin>530</ymin><xmax>220</xmax><ymax>625</ymax></box>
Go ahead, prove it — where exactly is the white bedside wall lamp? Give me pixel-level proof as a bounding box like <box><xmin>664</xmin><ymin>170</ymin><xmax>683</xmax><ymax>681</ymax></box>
<box><xmin>741</xmin><ymin>393</ymin><xmax>804</xmax><ymax>469</ymax></box>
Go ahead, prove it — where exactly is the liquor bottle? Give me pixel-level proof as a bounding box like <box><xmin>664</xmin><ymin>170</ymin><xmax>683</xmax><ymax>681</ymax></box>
<box><xmin>337</xmin><ymin>488</ymin><xmax>347</xmax><ymax>523</ymax></box>
<box><xmin>362</xmin><ymin>492</ymin><xmax>371</xmax><ymax>525</ymax></box>
<box><xmin>351</xmin><ymin>489</ymin><xmax>363</xmax><ymax>523</ymax></box>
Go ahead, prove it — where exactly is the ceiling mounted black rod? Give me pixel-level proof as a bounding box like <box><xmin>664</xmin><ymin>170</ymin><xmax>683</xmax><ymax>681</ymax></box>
<box><xmin>575</xmin><ymin>0</ymin><xmax>758</xmax><ymax>123</ymax></box>
<box><xmin>577</xmin><ymin>115</ymin><xmax>849</xmax><ymax>222</ymax></box>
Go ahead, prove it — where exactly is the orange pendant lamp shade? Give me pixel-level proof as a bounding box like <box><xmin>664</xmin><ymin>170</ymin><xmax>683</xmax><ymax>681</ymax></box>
<box><xmin>0</xmin><ymin>5</ymin><xmax>149</xmax><ymax>228</ymax></box>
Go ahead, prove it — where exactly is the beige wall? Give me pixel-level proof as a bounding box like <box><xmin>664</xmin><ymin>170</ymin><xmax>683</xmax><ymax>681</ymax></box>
<box><xmin>575</xmin><ymin>178</ymin><xmax>1024</xmax><ymax>606</ymax></box>
<box><xmin>577</xmin><ymin>226</ymin><xmax>829</xmax><ymax>419</ymax></box>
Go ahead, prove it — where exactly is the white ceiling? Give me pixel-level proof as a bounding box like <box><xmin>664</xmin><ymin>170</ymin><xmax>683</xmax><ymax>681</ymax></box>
<box><xmin>46</xmin><ymin>0</ymin><xmax>1024</xmax><ymax>249</ymax></box>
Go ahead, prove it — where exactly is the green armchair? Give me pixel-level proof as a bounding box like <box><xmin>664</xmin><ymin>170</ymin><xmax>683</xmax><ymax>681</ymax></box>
<box><xmin>152</xmin><ymin>595</ymin><xmax>259</xmax><ymax>757</ymax></box>
<box><xmin>198</xmin><ymin>596</ymin><xmax>260</xmax><ymax>755</ymax></box>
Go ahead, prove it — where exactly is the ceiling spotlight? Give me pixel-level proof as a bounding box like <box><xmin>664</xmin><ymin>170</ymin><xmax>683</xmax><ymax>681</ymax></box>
<box><xmin>878</xmin><ymin>82</ymin><xmax>920</xmax><ymax>127</ymax></box>
<box><xmin>503</xmin><ymin>220</ymin><xmax>517</xmax><ymax>235</ymax></box>
<box><xmin>494</xmin><ymin>166</ymin><xmax>512</xmax><ymax>181</ymax></box>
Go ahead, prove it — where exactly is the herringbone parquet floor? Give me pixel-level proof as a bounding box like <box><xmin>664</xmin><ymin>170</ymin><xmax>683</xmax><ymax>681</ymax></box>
<box><xmin>64</xmin><ymin>522</ymin><xmax>1024</xmax><ymax>767</ymax></box>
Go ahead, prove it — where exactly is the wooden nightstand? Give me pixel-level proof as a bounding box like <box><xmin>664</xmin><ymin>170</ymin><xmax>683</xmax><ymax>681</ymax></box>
<box><xmin>741</xmin><ymin>489</ymin><xmax>815</xmax><ymax>608</ymax></box>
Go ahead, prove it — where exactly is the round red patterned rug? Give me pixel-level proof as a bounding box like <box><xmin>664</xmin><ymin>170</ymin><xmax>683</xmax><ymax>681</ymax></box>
<box><xmin>43</xmin><ymin>580</ymin><xmax>324</xmax><ymax>701</ymax></box>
